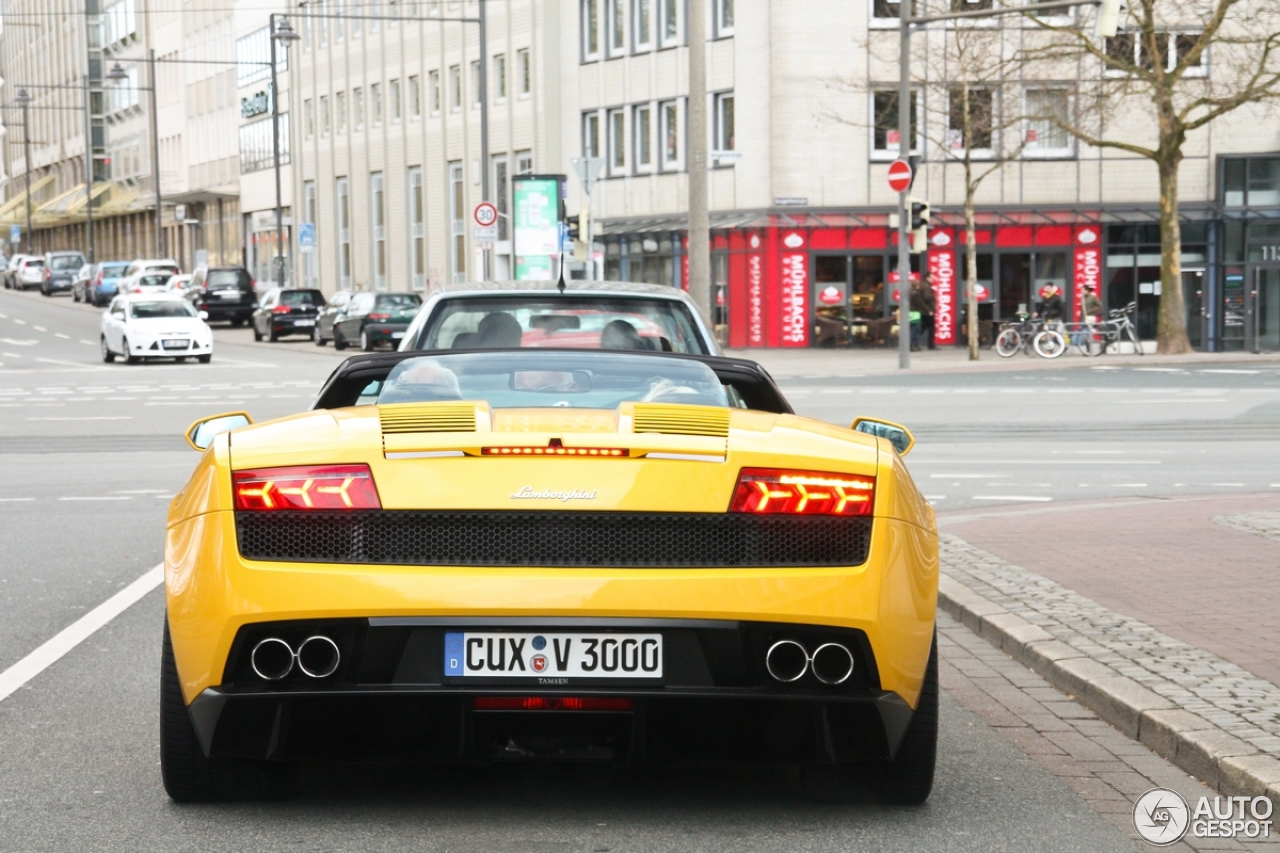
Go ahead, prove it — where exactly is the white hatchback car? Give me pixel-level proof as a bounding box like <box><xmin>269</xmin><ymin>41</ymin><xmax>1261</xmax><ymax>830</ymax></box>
<box><xmin>101</xmin><ymin>294</ymin><xmax>214</xmax><ymax>364</ymax></box>
<box><xmin>120</xmin><ymin>269</ymin><xmax>178</xmax><ymax>295</ymax></box>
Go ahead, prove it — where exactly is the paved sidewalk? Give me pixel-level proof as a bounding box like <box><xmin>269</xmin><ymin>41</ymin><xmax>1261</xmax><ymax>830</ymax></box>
<box><xmin>939</xmin><ymin>494</ymin><xmax>1280</xmax><ymax>690</ymax></box>
<box><xmin>732</xmin><ymin>345</ymin><xmax>1280</xmax><ymax>378</ymax></box>
<box><xmin>937</xmin><ymin>611</ymin><xmax>1265</xmax><ymax>852</ymax></box>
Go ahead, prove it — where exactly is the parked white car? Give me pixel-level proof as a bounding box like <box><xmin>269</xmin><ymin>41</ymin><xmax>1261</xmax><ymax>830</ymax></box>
<box><xmin>120</xmin><ymin>270</ymin><xmax>178</xmax><ymax>295</ymax></box>
<box><xmin>123</xmin><ymin>258</ymin><xmax>180</xmax><ymax>279</ymax></box>
<box><xmin>100</xmin><ymin>293</ymin><xmax>214</xmax><ymax>364</ymax></box>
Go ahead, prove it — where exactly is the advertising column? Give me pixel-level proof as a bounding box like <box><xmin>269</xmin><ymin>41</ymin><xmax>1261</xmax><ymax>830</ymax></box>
<box><xmin>779</xmin><ymin>231</ymin><xmax>809</xmax><ymax>347</ymax></box>
<box><xmin>928</xmin><ymin>229</ymin><xmax>958</xmax><ymax>346</ymax></box>
<box><xmin>1072</xmin><ymin>225</ymin><xmax>1102</xmax><ymax>321</ymax></box>
<box><xmin>513</xmin><ymin>175</ymin><xmax>563</xmax><ymax>280</ymax></box>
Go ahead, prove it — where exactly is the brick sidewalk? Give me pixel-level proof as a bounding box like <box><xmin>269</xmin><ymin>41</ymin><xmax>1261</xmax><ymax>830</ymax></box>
<box><xmin>937</xmin><ymin>611</ymin><xmax>1269</xmax><ymax>852</ymax></box>
<box><xmin>938</xmin><ymin>494</ymin><xmax>1280</xmax><ymax>689</ymax></box>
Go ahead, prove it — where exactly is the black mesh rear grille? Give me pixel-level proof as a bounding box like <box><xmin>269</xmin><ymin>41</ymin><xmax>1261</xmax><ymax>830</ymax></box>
<box><xmin>234</xmin><ymin>511</ymin><xmax>872</xmax><ymax>568</ymax></box>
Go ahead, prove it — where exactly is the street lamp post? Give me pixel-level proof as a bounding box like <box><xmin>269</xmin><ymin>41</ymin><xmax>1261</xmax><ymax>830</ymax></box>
<box><xmin>15</xmin><ymin>88</ymin><xmax>33</xmax><ymax>255</ymax></box>
<box><xmin>269</xmin><ymin>15</ymin><xmax>301</xmax><ymax>290</ymax></box>
<box><xmin>83</xmin><ymin>74</ymin><xmax>95</xmax><ymax>265</ymax></box>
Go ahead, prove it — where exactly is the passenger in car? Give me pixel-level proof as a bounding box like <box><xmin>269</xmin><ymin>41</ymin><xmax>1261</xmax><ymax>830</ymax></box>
<box><xmin>601</xmin><ymin>319</ymin><xmax>648</xmax><ymax>350</ymax></box>
<box><xmin>475</xmin><ymin>312</ymin><xmax>524</xmax><ymax>348</ymax></box>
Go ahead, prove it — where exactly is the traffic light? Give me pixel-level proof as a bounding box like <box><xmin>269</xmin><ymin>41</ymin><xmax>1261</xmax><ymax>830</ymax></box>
<box><xmin>1095</xmin><ymin>0</ymin><xmax>1126</xmax><ymax>38</ymax></box>
<box><xmin>572</xmin><ymin>209</ymin><xmax>590</xmax><ymax>262</ymax></box>
<box><xmin>909</xmin><ymin>198</ymin><xmax>930</xmax><ymax>253</ymax></box>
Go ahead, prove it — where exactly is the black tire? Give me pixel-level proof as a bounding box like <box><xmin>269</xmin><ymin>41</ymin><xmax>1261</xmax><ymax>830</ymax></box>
<box><xmin>994</xmin><ymin>329</ymin><xmax>1022</xmax><ymax>358</ymax></box>
<box><xmin>160</xmin><ymin>620</ymin><xmax>298</xmax><ymax>802</ymax></box>
<box><xmin>253</xmin><ymin>324</ymin><xmax>263</xmax><ymax>342</ymax></box>
<box><xmin>230</xmin><ymin>318</ymin><xmax>245</xmax><ymax>328</ymax></box>
<box><xmin>41</xmin><ymin>286</ymin><xmax>50</xmax><ymax>297</ymax></box>
<box><xmin>802</xmin><ymin>633</ymin><xmax>937</xmax><ymax>806</ymax></box>
<box><xmin>123</xmin><ymin>337</ymin><xmax>140</xmax><ymax>365</ymax></box>
<box><xmin>101</xmin><ymin>336</ymin><xmax>116</xmax><ymax>363</ymax></box>
<box><xmin>361</xmin><ymin>330</ymin><xmax>373</xmax><ymax>352</ymax></box>
<box><xmin>334</xmin><ymin>331</ymin><xmax>348</xmax><ymax>351</ymax></box>
<box><xmin>313</xmin><ymin>325</ymin><xmax>326</xmax><ymax>346</ymax></box>
<box><xmin>73</xmin><ymin>289</ymin><xmax>81</xmax><ymax>303</ymax></box>
<box><xmin>268</xmin><ymin>327</ymin><xmax>279</xmax><ymax>343</ymax></box>
<box><xmin>197</xmin><ymin>354</ymin><xmax>211</xmax><ymax>364</ymax></box>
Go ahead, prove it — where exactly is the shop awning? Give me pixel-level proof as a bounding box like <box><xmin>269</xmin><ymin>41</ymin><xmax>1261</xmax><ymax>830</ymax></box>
<box><xmin>0</xmin><ymin>174</ymin><xmax>59</xmax><ymax>226</ymax></box>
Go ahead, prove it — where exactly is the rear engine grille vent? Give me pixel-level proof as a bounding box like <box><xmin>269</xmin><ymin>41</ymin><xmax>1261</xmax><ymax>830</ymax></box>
<box><xmin>379</xmin><ymin>403</ymin><xmax>477</xmax><ymax>435</ymax></box>
<box><xmin>632</xmin><ymin>404</ymin><xmax>730</xmax><ymax>438</ymax></box>
<box><xmin>235</xmin><ymin>511</ymin><xmax>872</xmax><ymax>568</ymax></box>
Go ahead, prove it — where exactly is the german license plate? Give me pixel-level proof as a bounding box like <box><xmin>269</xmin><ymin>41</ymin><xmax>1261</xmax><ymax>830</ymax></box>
<box><xmin>445</xmin><ymin>632</ymin><xmax>662</xmax><ymax>679</ymax></box>
<box><xmin>294</xmin><ymin>319</ymin><xmax>315</xmax><ymax>326</ymax></box>
<box><xmin>161</xmin><ymin>339</ymin><xmax>189</xmax><ymax>350</ymax></box>
<box><xmin>391</xmin><ymin>331</ymin><xmax>405</xmax><ymax>339</ymax></box>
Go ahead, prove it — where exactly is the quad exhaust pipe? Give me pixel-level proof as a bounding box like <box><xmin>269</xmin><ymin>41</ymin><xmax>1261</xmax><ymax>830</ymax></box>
<box><xmin>250</xmin><ymin>635</ymin><xmax>341</xmax><ymax>681</ymax></box>
<box><xmin>765</xmin><ymin>640</ymin><xmax>855</xmax><ymax>685</ymax></box>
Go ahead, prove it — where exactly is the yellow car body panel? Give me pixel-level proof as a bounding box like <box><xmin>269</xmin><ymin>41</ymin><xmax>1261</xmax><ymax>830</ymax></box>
<box><xmin>165</xmin><ymin>406</ymin><xmax>938</xmax><ymax>712</ymax></box>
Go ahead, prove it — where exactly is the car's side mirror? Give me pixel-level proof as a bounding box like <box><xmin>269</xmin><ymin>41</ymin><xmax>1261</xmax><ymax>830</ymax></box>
<box><xmin>186</xmin><ymin>411</ymin><xmax>253</xmax><ymax>451</ymax></box>
<box><xmin>850</xmin><ymin>417</ymin><xmax>915</xmax><ymax>456</ymax></box>
<box><xmin>111</xmin><ymin>310</ymin><xmax>125</xmax><ymax>319</ymax></box>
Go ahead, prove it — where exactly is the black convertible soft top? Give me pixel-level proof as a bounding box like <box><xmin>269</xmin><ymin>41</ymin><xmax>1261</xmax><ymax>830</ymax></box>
<box><xmin>311</xmin><ymin>349</ymin><xmax>794</xmax><ymax>415</ymax></box>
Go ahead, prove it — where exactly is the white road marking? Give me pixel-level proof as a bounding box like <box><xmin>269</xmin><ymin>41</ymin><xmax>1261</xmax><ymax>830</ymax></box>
<box><xmin>0</xmin><ymin>497</ymin><xmax>36</xmax><ymax>502</ymax></box>
<box><xmin>55</xmin><ymin>333</ymin><xmax>70</xmax><ymax>339</ymax></box>
<box><xmin>79</xmin><ymin>340</ymin><xmax>94</xmax><ymax>345</ymax></box>
<box><xmin>0</xmin><ymin>338</ymin><xmax>37</xmax><ymax>346</ymax></box>
<box><xmin>971</xmin><ymin>496</ymin><xmax>1053</xmax><ymax>502</ymax></box>
<box><xmin>1111</xmin><ymin>483</ymin><xmax>1149</xmax><ymax>487</ymax></box>
<box><xmin>930</xmin><ymin>474</ymin><xmax>1005</xmax><ymax>479</ymax></box>
<box><xmin>0</xmin><ymin>564</ymin><xmax>163</xmax><ymax>705</ymax></box>
<box><xmin>12</xmin><ymin>319</ymin><xmax>25</xmax><ymax>325</ymax></box>
<box><xmin>1134</xmin><ymin>367</ymin><xmax>1187</xmax><ymax>373</ymax></box>
<box><xmin>58</xmin><ymin>496</ymin><xmax>133</xmax><ymax>501</ymax></box>
<box><xmin>1198</xmin><ymin>369</ymin><xmax>1259</xmax><ymax>375</ymax></box>
<box><xmin>38</xmin><ymin>357</ymin><xmax>105</xmax><ymax>369</ymax></box>
<box><xmin>1120</xmin><ymin>398</ymin><xmax>1226</xmax><ymax>404</ymax></box>
<box><xmin>113</xmin><ymin>489</ymin><xmax>169</xmax><ymax>494</ymax></box>
<box><xmin>33</xmin><ymin>325</ymin><xmax>47</xmax><ymax>332</ymax></box>
<box><xmin>923</xmin><ymin>495</ymin><xmax>947</xmax><ymax>500</ymax></box>
<box><xmin>1208</xmin><ymin>483</ymin><xmax>1245</xmax><ymax>487</ymax></box>
<box><xmin>26</xmin><ymin>416</ymin><xmax>132</xmax><ymax>421</ymax></box>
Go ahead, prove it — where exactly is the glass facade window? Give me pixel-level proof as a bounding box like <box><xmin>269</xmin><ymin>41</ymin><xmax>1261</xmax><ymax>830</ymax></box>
<box><xmin>608</xmin><ymin>0</ymin><xmax>626</xmax><ymax>56</ymax></box>
<box><xmin>390</xmin><ymin>79</ymin><xmax>401</xmax><ymax>122</ymax></box>
<box><xmin>714</xmin><ymin>93</ymin><xmax>735</xmax><ymax>152</ymax></box>
<box><xmin>235</xmin><ymin>26</ymin><xmax>286</xmax><ymax>87</ymax></box>
<box><xmin>410</xmin><ymin>75</ymin><xmax>422</xmax><ymax>118</ymax></box>
<box><xmin>450</xmin><ymin>162</ymin><xmax>466</xmax><ymax>283</ymax></box>
<box><xmin>634</xmin><ymin>0</ymin><xmax>652</xmax><ymax>50</ymax></box>
<box><xmin>450</xmin><ymin>66</ymin><xmax>462</xmax><ymax>111</ymax></box>
<box><xmin>872</xmin><ymin>90</ymin><xmax>918</xmax><ymax>154</ymax></box>
<box><xmin>715</xmin><ymin>0</ymin><xmax>733</xmax><ymax>36</ymax></box>
<box><xmin>583</xmin><ymin>111</ymin><xmax>602</xmax><ymax>159</ymax></box>
<box><xmin>303</xmin><ymin>181</ymin><xmax>317</xmax><ymax>288</ymax></box>
<box><xmin>238</xmin><ymin>113</ymin><xmax>290</xmax><ymax>174</ymax></box>
<box><xmin>409</xmin><ymin>167</ymin><xmax>426</xmax><ymax>291</ymax></box>
<box><xmin>518</xmin><ymin>49</ymin><xmax>532</xmax><ymax>96</ymax></box>
<box><xmin>582</xmin><ymin>0</ymin><xmax>600</xmax><ymax>60</ymax></box>
<box><xmin>371</xmin><ymin>172</ymin><xmax>387</xmax><ymax>290</ymax></box>
<box><xmin>372</xmin><ymin>83</ymin><xmax>382</xmax><ymax>126</ymax></box>
<box><xmin>320</xmin><ymin>96</ymin><xmax>330</xmax><ymax>135</ymax></box>
<box><xmin>608</xmin><ymin>109</ymin><xmax>626</xmax><ymax>173</ymax></box>
<box><xmin>634</xmin><ymin>104</ymin><xmax>652</xmax><ymax>171</ymax></box>
<box><xmin>494</xmin><ymin>54</ymin><xmax>507</xmax><ymax>101</ymax></box>
<box><xmin>336</xmin><ymin>176</ymin><xmax>351</xmax><ymax>288</ymax></box>
<box><xmin>1024</xmin><ymin>89</ymin><xmax>1071</xmax><ymax>153</ymax></box>
<box><xmin>471</xmin><ymin>60</ymin><xmax>482</xmax><ymax>107</ymax></box>
<box><xmin>660</xmin><ymin>100</ymin><xmax>680</xmax><ymax>169</ymax></box>
<box><xmin>948</xmin><ymin>87</ymin><xmax>993</xmax><ymax>152</ymax></box>
<box><xmin>353</xmin><ymin>87</ymin><xmax>364</xmax><ymax>130</ymax></box>
<box><xmin>660</xmin><ymin>0</ymin><xmax>678</xmax><ymax>46</ymax></box>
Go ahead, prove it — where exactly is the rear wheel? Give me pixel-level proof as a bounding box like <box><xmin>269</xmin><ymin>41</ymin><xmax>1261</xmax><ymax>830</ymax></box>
<box><xmin>122</xmin><ymin>337</ymin><xmax>140</xmax><ymax>365</ymax></box>
<box><xmin>313</xmin><ymin>325</ymin><xmax>326</xmax><ymax>346</ymax></box>
<box><xmin>268</xmin><ymin>327</ymin><xmax>279</xmax><ymax>343</ymax></box>
<box><xmin>73</xmin><ymin>288</ymin><xmax>81</xmax><ymax>303</ymax></box>
<box><xmin>253</xmin><ymin>324</ymin><xmax>263</xmax><ymax>342</ymax></box>
<box><xmin>100</xmin><ymin>336</ymin><xmax>116</xmax><ymax>363</ymax></box>
<box><xmin>160</xmin><ymin>620</ymin><xmax>298</xmax><ymax>802</ymax></box>
<box><xmin>802</xmin><ymin>633</ymin><xmax>937</xmax><ymax>805</ymax></box>
<box><xmin>994</xmin><ymin>329</ymin><xmax>1022</xmax><ymax>358</ymax></box>
<box><xmin>230</xmin><ymin>318</ymin><xmax>245</xmax><ymax>328</ymax></box>
<box><xmin>334</xmin><ymin>331</ymin><xmax>348</xmax><ymax>351</ymax></box>
<box><xmin>361</xmin><ymin>330</ymin><xmax>373</xmax><ymax>352</ymax></box>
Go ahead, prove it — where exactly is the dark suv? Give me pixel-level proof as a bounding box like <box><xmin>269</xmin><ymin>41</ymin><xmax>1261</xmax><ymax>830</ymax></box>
<box><xmin>42</xmin><ymin>251</ymin><xmax>87</xmax><ymax>296</ymax></box>
<box><xmin>252</xmin><ymin>288</ymin><xmax>326</xmax><ymax>341</ymax></box>
<box><xmin>187</xmin><ymin>267</ymin><xmax>257</xmax><ymax>325</ymax></box>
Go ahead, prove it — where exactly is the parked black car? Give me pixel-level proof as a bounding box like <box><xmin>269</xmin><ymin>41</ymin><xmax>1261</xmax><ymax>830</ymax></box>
<box><xmin>187</xmin><ymin>267</ymin><xmax>257</xmax><ymax>325</ymax></box>
<box><xmin>41</xmin><ymin>251</ymin><xmax>86</xmax><ymax>296</ymax></box>
<box><xmin>333</xmin><ymin>292</ymin><xmax>423</xmax><ymax>351</ymax></box>
<box><xmin>252</xmin><ymin>288</ymin><xmax>326</xmax><ymax>342</ymax></box>
<box><xmin>312</xmin><ymin>290</ymin><xmax>353</xmax><ymax>346</ymax></box>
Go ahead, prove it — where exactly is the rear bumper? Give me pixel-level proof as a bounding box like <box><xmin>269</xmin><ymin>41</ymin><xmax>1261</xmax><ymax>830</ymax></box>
<box><xmin>200</xmin><ymin>303</ymin><xmax>253</xmax><ymax>320</ymax></box>
<box><xmin>187</xmin><ymin>616</ymin><xmax>914</xmax><ymax>765</ymax></box>
<box><xmin>362</xmin><ymin>322</ymin><xmax>411</xmax><ymax>343</ymax></box>
<box><xmin>271</xmin><ymin>316</ymin><xmax>318</xmax><ymax>333</ymax></box>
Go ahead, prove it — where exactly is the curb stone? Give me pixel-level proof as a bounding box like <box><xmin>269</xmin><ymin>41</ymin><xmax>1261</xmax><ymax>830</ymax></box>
<box><xmin>937</xmin><ymin>576</ymin><xmax>1280</xmax><ymax>813</ymax></box>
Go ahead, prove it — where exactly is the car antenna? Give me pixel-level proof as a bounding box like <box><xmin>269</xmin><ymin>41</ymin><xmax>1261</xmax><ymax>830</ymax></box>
<box><xmin>556</xmin><ymin>249</ymin><xmax>567</xmax><ymax>294</ymax></box>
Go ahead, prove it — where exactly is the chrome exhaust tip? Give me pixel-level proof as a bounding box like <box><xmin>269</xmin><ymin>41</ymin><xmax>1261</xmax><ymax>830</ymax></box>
<box><xmin>250</xmin><ymin>637</ymin><xmax>295</xmax><ymax>681</ymax></box>
<box><xmin>296</xmin><ymin>635</ymin><xmax>341</xmax><ymax>679</ymax></box>
<box><xmin>765</xmin><ymin>639</ymin><xmax>809</xmax><ymax>683</ymax></box>
<box><xmin>811</xmin><ymin>642</ymin><xmax>855</xmax><ymax>685</ymax></box>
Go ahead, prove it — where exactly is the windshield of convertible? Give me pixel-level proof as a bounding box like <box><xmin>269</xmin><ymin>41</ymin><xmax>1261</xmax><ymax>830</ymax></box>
<box><xmin>415</xmin><ymin>296</ymin><xmax>710</xmax><ymax>355</ymax></box>
<box><xmin>375</xmin><ymin>352</ymin><xmax>728</xmax><ymax>409</ymax></box>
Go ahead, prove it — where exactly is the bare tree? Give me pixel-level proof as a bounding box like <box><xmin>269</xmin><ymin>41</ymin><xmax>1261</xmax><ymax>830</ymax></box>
<box><xmin>1026</xmin><ymin>0</ymin><xmax>1280</xmax><ymax>354</ymax></box>
<box><xmin>825</xmin><ymin>20</ymin><xmax>1029</xmax><ymax>359</ymax></box>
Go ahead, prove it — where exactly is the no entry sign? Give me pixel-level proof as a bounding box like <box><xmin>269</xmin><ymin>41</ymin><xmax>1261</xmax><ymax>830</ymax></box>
<box><xmin>887</xmin><ymin>159</ymin><xmax>912</xmax><ymax>194</ymax></box>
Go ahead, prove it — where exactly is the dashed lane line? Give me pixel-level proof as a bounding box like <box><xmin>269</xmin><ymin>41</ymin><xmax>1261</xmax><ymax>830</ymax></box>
<box><xmin>58</xmin><ymin>496</ymin><xmax>133</xmax><ymax>501</ymax></box>
<box><xmin>55</xmin><ymin>333</ymin><xmax>70</xmax><ymax>340</ymax></box>
<box><xmin>0</xmin><ymin>564</ymin><xmax>163</xmax><ymax>705</ymax></box>
<box><xmin>971</xmin><ymin>495</ymin><xmax>1054</xmax><ymax>502</ymax></box>
<box><xmin>32</xmin><ymin>325</ymin><xmax>46</xmax><ymax>332</ymax></box>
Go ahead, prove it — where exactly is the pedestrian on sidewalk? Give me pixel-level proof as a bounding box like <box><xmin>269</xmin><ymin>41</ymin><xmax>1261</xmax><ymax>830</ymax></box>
<box><xmin>1072</xmin><ymin>285</ymin><xmax>1104</xmax><ymax>347</ymax></box>
<box><xmin>909</xmin><ymin>278</ymin><xmax>932</xmax><ymax>352</ymax></box>
<box><xmin>921</xmin><ymin>273</ymin><xmax>938</xmax><ymax>350</ymax></box>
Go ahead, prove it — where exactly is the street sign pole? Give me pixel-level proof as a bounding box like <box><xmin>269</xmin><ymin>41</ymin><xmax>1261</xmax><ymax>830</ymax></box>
<box><xmin>898</xmin><ymin>0</ymin><xmax>914</xmax><ymax>370</ymax></box>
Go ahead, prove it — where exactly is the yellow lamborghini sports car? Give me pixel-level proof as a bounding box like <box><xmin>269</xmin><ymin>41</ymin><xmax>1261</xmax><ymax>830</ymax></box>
<box><xmin>161</xmin><ymin>348</ymin><xmax>938</xmax><ymax>803</ymax></box>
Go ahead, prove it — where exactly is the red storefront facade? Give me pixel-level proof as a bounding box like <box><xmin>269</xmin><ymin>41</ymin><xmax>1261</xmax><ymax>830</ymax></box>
<box><xmin>703</xmin><ymin>213</ymin><xmax>1108</xmax><ymax>349</ymax></box>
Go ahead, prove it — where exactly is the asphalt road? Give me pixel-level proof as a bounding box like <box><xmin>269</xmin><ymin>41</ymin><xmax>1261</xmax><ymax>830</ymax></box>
<box><xmin>6</xmin><ymin>286</ymin><xmax>1273</xmax><ymax>850</ymax></box>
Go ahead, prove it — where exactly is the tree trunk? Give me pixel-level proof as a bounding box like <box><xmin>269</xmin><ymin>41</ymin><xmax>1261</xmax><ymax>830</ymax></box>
<box><xmin>965</xmin><ymin>185</ymin><xmax>979</xmax><ymax>360</ymax></box>
<box><xmin>1156</xmin><ymin>153</ymin><xmax>1192</xmax><ymax>354</ymax></box>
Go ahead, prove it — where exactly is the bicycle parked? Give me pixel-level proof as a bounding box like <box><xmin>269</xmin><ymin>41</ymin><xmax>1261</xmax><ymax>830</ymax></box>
<box><xmin>994</xmin><ymin>313</ymin><xmax>1068</xmax><ymax>359</ymax></box>
<box><xmin>1072</xmin><ymin>302</ymin><xmax>1142</xmax><ymax>357</ymax></box>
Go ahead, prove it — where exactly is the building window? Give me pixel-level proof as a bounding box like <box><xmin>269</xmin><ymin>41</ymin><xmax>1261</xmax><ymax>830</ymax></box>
<box><xmin>714</xmin><ymin>92</ymin><xmax>734</xmax><ymax>152</ymax></box>
<box><xmin>450</xmin><ymin>65</ymin><xmax>462</xmax><ymax>111</ymax></box>
<box><xmin>353</xmin><ymin>87</ymin><xmax>364</xmax><ymax>130</ymax></box>
<box><xmin>373</xmin><ymin>83</ymin><xmax>384</xmax><ymax>126</ymax></box>
<box><xmin>949</xmin><ymin>0</ymin><xmax>992</xmax><ymax>9</ymax></box>
<box><xmin>871</xmin><ymin>0</ymin><xmax>900</xmax><ymax>21</ymax></box>
<box><xmin>1107</xmin><ymin>31</ymin><xmax>1207</xmax><ymax>77</ymax></box>
<box><xmin>714</xmin><ymin>0</ymin><xmax>733</xmax><ymax>36</ymax></box>
<box><xmin>493</xmin><ymin>155</ymin><xmax>510</xmax><ymax>241</ymax></box>
<box><xmin>430</xmin><ymin>70</ymin><xmax>441</xmax><ymax>114</ymax></box>
<box><xmin>1222</xmin><ymin>156</ymin><xmax>1280</xmax><ymax>208</ymax></box>
<box><xmin>1023</xmin><ymin>88</ymin><xmax>1071</xmax><ymax>155</ymax></box>
<box><xmin>608</xmin><ymin>108</ymin><xmax>626</xmax><ymax>174</ymax></box>
<box><xmin>336</xmin><ymin>176</ymin><xmax>352</xmax><ymax>288</ymax></box>
<box><xmin>371</xmin><ymin>172</ymin><xmax>387</xmax><ymax>290</ymax></box>
<box><xmin>449</xmin><ymin>161</ymin><xmax>466</xmax><ymax>283</ymax></box>
<box><xmin>582</xmin><ymin>0</ymin><xmax>600</xmax><ymax>60</ymax></box>
<box><xmin>236</xmin><ymin>26</ymin><xmax>286</xmax><ymax>88</ymax></box>
<box><xmin>304</xmin><ymin>98</ymin><xmax>315</xmax><ymax>139</ymax></box>
<box><xmin>410</xmin><ymin>75</ymin><xmax>422</xmax><ymax>118</ymax></box>
<box><xmin>660</xmin><ymin>0</ymin><xmax>679</xmax><ymax>47</ymax></box>
<box><xmin>634</xmin><ymin>104</ymin><xmax>652</xmax><ymax>171</ymax></box>
<box><xmin>237</xmin><ymin>113</ymin><xmax>290</xmax><ymax>173</ymax></box>
<box><xmin>660</xmin><ymin>99</ymin><xmax>680</xmax><ymax>170</ymax></box>
<box><xmin>947</xmin><ymin>86</ymin><xmax>993</xmax><ymax>154</ymax></box>
<box><xmin>633</xmin><ymin>0</ymin><xmax>652</xmax><ymax>51</ymax></box>
<box><xmin>320</xmin><ymin>96</ymin><xmax>330</xmax><ymax>135</ymax></box>
<box><xmin>390</xmin><ymin>79</ymin><xmax>401</xmax><ymax>122</ymax></box>
<box><xmin>518</xmin><ymin>49</ymin><xmax>532</xmax><ymax>96</ymax></box>
<box><xmin>516</xmin><ymin>150</ymin><xmax>534</xmax><ymax>175</ymax></box>
<box><xmin>583</xmin><ymin>111</ymin><xmax>602</xmax><ymax>159</ymax></box>
<box><xmin>409</xmin><ymin>166</ymin><xmax>426</xmax><ymax>291</ymax></box>
<box><xmin>871</xmin><ymin>89</ymin><xmax>919</xmax><ymax>156</ymax></box>
<box><xmin>303</xmin><ymin>180</ymin><xmax>317</xmax><ymax>288</ymax></box>
<box><xmin>471</xmin><ymin>60</ymin><xmax>482</xmax><ymax>107</ymax></box>
<box><xmin>607</xmin><ymin>0</ymin><xmax>626</xmax><ymax>56</ymax></box>
<box><xmin>494</xmin><ymin>54</ymin><xmax>507</xmax><ymax>101</ymax></box>
<box><xmin>336</xmin><ymin>91</ymin><xmax>347</xmax><ymax>132</ymax></box>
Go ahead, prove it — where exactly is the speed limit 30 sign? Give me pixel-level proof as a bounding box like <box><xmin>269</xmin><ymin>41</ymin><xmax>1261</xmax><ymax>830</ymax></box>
<box><xmin>473</xmin><ymin>201</ymin><xmax>498</xmax><ymax>228</ymax></box>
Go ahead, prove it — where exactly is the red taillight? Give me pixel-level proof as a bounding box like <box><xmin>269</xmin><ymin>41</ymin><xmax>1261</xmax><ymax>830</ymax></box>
<box><xmin>482</xmin><ymin>446</ymin><xmax>626</xmax><ymax>457</ymax></box>
<box><xmin>729</xmin><ymin>468</ymin><xmax>874</xmax><ymax>516</ymax></box>
<box><xmin>271</xmin><ymin>304</ymin><xmax>292</xmax><ymax>314</ymax></box>
<box><xmin>232</xmin><ymin>464</ymin><xmax>381</xmax><ymax>510</ymax></box>
<box><xmin>95</xmin><ymin>271</ymin><xmax>104</xmax><ymax>284</ymax></box>
<box><xmin>367</xmin><ymin>312</ymin><xmax>391</xmax><ymax>321</ymax></box>
<box><xmin>132</xmin><ymin>287</ymin><xmax>143</xmax><ymax>293</ymax></box>
<box><xmin>473</xmin><ymin>697</ymin><xmax>633</xmax><ymax>712</ymax></box>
